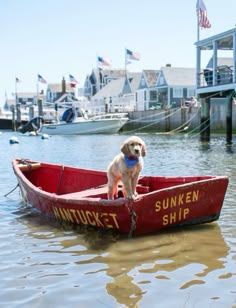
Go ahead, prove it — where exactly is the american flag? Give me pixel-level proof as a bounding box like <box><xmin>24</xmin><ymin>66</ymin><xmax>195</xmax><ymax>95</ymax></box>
<box><xmin>69</xmin><ymin>74</ymin><xmax>78</xmax><ymax>84</ymax></box>
<box><xmin>197</xmin><ymin>0</ymin><xmax>211</xmax><ymax>29</ymax></box>
<box><xmin>126</xmin><ymin>48</ymin><xmax>140</xmax><ymax>61</ymax></box>
<box><xmin>97</xmin><ymin>56</ymin><xmax>112</xmax><ymax>67</ymax></box>
<box><xmin>38</xmin><ymin>74</ymin><xmax>47</xmax><ymax>84</ymax></box>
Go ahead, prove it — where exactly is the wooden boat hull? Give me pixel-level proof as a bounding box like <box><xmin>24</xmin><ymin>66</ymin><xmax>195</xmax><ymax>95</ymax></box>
<box><xmin>12</xmin><ymin>159</ymin><xmax>229</xmax><ymax>235</ymax></box>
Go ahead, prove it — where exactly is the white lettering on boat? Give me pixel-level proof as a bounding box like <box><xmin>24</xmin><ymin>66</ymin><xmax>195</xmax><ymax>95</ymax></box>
<box><xmin>52</xmin><ymin>207</ymin><xmax>119</xmax><ymax>229</ymax></box>
<box><xmin>155</xmin><ymin>190</ymin><xmax>199</xmax><ymax>226</ymax></box>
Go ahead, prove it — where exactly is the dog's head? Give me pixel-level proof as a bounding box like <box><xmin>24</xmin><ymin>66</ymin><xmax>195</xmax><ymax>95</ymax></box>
<box><xmin>121</xmin><ymin>136</ymin><xmax>146</xmax><ymax>158</ymax></box>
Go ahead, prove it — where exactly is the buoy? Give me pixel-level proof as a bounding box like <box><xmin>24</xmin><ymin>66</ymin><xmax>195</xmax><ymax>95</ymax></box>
<box><xmin>9</xmin><ymin>136</ymin><xmax>19</xmax><ymax>144</ymax></box>
<box><xmin>29</xmin><ymin>131</ymin><xmax>37</xmax><ymax>136</ymax></box>
<box><xmin>41</xmin><ymin>134</ymin><xmax>49</xmax><ymax>139</ymax></box>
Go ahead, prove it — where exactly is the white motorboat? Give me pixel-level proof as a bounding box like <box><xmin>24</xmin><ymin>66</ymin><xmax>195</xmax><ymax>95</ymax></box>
<box><xmin>38</xmin><ymin>108</ymin><xmax>129</xmax><ymax>135</ymax></box>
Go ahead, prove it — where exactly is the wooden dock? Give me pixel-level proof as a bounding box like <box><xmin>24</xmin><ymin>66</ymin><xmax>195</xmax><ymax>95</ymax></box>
<box><xmin>195</xmin><ymin>27</ymin><xmax>236</xmax><ymax>144</ymax></box>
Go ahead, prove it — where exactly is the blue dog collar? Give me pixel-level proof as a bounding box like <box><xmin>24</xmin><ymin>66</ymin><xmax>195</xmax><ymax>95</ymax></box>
<box><xmin>124</xmin><ymin>155</ymin><xmax>139</xmax><ymax>168</ymax></box>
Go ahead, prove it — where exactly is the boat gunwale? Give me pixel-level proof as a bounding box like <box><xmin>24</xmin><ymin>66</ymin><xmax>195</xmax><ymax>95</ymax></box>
<box><xmin>12</xmin><ymin>159</ymin><xmax>229</xmax><ymax>206</ymax></box>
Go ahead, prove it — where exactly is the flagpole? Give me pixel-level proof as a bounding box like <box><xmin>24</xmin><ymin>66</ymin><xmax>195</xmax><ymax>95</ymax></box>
<box><xmin>97</xmin><ymin>53</ymin><xmax>102</xmax><ymax>90</ymax></box>
<box><xmin>197</xmin><ymin>0</ymin><xmax>200</xmax><ymax>41</ymax></box>
<box><xmin>125</xmin><ymin>47</ymin><xmax>127</xmax><ymax>78</ymax></box>
<box><xmin>15</xmin><ymin>77</ymin><xmax>19</xmax><ymax>107</ymax></box>
<box><xmin>36</xmin><ymin>80</ymin><xmax>39</xmax><ymax>105</ymax></box>
<box><xmin>196</xmin><ymin>0</ymin><xmax>200</xmax><ymax>96</ymax></box>
<box><xmin>13</xmin><ymin>78</ymin><xmax>18</xmax><ymax>131</ymax></box>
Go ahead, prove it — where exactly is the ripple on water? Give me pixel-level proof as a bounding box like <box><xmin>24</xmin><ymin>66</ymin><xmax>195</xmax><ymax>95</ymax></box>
<box><xmin>1</xmin><ymin>132</ymin><xmax>236</xmax><ymax>307</ymax></box>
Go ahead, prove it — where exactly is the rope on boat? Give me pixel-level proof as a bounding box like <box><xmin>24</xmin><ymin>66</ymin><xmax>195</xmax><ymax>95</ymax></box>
<box><xmin>56</xmin><ymin>165</ymin><xmax>64</xmax><ymax>195</ymax></box>
<box><xmin>5</xmin><ymin>158</ymin><xmax>31</xmax><ymax>197</ymax></box>
<box><xmin>18</xmin><ymin>158</ymin><xmax>33</xmax><ymax>171</ymax></box>
<box><xmin>4</xmin><ymin>183</ymin><xmax>19</xmax><ymax>197</ymax></box>
<box><xmin>128</xmin><ymin>210</ymin><xmax>137</xmax><ymax>239</ymax></box>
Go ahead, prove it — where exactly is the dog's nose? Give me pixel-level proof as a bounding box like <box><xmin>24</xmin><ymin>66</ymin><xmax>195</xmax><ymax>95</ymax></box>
<box><xmin>135</xmin><ymin>149</ymin><xmax>140</xmax><ymax>154</ymax></box>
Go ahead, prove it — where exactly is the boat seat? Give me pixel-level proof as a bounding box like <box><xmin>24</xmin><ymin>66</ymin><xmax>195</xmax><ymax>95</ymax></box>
<box><xmin>18</xmin><ymin>162</ymin><xmax>41</xmax><ymax>171</ymax></box>
<box><xmin>58</xmin><ymin>183</ymin><xmax>150</xmax><ymax>200</ymax></box>
<box><xmin>59</xmin><ymin>184</ymin><xmax>108</xmax><ymax>199</ymax></box>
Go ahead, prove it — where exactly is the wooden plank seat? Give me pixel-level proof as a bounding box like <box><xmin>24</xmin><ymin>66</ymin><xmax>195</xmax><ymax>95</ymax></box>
<box><xmin>59</xmin><ymin>184</ymin><xmax>108</xmax><ymax>199</ymax></box>
<box><xmin>58</xmin><ymin>184</ymin><xmax>150</xmax><ymax>200</ymax></box>
<box><xmin>18</xmin><ymin>162</ymin><xmax>41</xmax><ymax>171</ymax></box>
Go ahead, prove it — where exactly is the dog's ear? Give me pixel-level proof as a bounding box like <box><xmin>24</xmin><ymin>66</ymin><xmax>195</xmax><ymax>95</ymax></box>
<box><xmin>121</xmin><ymin>141</ymin><xmax>130</xmax><ymax>156</ymax></box>
<box><xmin>141</xmin><ymin>142</ymin><xmax>147</xmax><ymax>157</ymax></box>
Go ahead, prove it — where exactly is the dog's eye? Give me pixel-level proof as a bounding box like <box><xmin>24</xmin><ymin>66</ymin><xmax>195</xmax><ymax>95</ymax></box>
<box><xmin>130</xmin><ymin>143</ymin><xmax>134</xmax><ymax>146</ymax></box>
<box><xmin>138</xmin><ymin>143</ymin><xmax>141</xmax><ymax>146</ymax></box>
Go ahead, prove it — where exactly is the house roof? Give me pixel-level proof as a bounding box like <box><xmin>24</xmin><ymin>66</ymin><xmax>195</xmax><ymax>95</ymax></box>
<box><xmin>47</xmin><ymin>83</ymin><xmax>75</xmax><ymax>93</ymax></box>
<box><xmin>90</xmin><ymin>69</ymin><xmax>126</xmax><ymax>84</ymax></box>
<box><xmin>16</xmin><ymin>92</ymin><xmax>36</xmax><ymax>98</ymax></box>
<box><xmin>54</xmin><ymin>93</ymin><xmax>78</xmax><ymax>103</ymax></box>
<box><xmin>127</xmin><ymin>72</ymin><xmax>142</xmax><ymax>92</ymax></box>
<box><xmin>92</xmin><ymin>77</ymin><xmax>126</xmax><ymax>99</ymax></box>
<box><xmin>143</xmin><ymin>70</ymin><xmax>159</xmax><ymax>87</ymax></box>
<box><xmin>95</xmin><ymin>68</ymin><xmax>126</xmax><ymax>78</ymax></box>
<box><xmin>92</xmin><ymin>72</ymin><xmax>141</xmax><ymax>99</ymax></box>
<box><xmin>159</xmin><ymin>67</ymin><xmax>196</xmax><ymax>86</ymax></box>
<box><xmin>195</xmin><ymin>27</ymin><xmax>236</xmax><ymax>50</ymax></box>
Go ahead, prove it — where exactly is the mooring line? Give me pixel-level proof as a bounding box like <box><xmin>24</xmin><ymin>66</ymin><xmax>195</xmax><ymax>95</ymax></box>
<box><xmin>4</xmin><ymin>183</ymin><xmax>19</xmax><ymax>197</ymax></box>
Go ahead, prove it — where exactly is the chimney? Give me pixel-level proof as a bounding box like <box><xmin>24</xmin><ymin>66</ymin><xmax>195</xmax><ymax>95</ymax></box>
<box><xmin>62</xmin><ymin>77</ymin><xmax>66</xmax><ymax>93</ymax></box>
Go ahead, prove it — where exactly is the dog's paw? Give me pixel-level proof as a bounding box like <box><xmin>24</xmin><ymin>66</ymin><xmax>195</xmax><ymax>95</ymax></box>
<box><xmin>127</xmin><ymin>193</ymin><xmax>138</xmax><ymax>200</ymax></box>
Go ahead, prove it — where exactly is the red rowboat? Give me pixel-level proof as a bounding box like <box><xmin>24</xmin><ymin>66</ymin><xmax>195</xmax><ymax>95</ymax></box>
<box><xmin>12</xmin><ymin>158</ymin><xmax>229</xmax><ymax>236</ymax></box>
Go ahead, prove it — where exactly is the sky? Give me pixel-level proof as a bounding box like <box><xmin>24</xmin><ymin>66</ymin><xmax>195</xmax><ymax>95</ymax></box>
<box><xmin>0</xmin><ymin>0</ymin><xmax>236</xmax><ymax>107</ymax></box>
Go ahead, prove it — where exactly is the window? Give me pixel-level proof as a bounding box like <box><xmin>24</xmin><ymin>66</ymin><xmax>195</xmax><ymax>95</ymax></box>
<box><xmin>150</xmin><ymin>90</ymin><xmax>157</xmax><ymax>101</ymax></box>
<box><xmin>187</xmin><ymin>88</ymin><xmax>195</xmax><ymax>98</ymax></box>
<box><xmin>173</xmin><ymin>88</ymin><xmax>183</xmax><ymax>98</ymax></box>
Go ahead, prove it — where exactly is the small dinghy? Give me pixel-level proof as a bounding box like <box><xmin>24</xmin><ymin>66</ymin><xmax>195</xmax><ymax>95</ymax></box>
<box><xmin>12</xmin><ymin>158</ymin><xmax>229</xmax><ymax>236</ymax></box>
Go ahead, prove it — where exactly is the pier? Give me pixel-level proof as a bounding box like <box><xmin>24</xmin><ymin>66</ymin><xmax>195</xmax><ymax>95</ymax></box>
<box><xmin>196</xmin><ymin>27</ymin><xmax>236</xmax><ymax>144</ymax></box>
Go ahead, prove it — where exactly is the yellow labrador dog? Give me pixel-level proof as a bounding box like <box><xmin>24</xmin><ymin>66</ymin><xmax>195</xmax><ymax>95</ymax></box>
<box><xmin>107</xmin><ymin>136</ymin><xmax>146</xmax><ymax>200</ymax></box>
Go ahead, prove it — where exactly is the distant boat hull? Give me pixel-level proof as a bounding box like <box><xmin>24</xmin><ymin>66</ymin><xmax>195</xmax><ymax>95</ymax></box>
<box><xmin>12</xmin><ymin>159</ymin><xmax>229</xmax><ymax>236</ymax></box>
<box><xmin>39</xmin><ymin>113</ymin><xmax>129</xmax><ymax>135</ymax></box>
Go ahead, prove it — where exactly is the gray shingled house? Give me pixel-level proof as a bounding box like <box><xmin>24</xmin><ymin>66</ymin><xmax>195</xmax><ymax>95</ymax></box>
<box><xmin>136</xmin><ymin>70</ymin><xmax>160</xmax><ymax>110</ymax></box>
<box><xmin>90</xmin><ymin>72</ymin><xmax>142</xmax><ymax>112</ymax></box>
<box><xmin>156</xmin><ymin>65</ymin><xmax>196</xmax><ymax>107</ymax></box>
<box><xmin>83</xmin><ymin>69</ymin><xmax>126</xmax><ymax>99</ymax></box>
<box><xmin>46</xmin><ymin>77</ymin><xmax>77</xmax><ymax>104</ymax></box>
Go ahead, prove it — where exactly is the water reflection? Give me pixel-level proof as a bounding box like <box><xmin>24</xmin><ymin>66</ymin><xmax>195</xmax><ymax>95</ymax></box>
<box><xmin>225</xmin><ymin>143</ymin><xmax>234</xmax><ymax>154</ymax></box>
<box><xmin>17</xmin><ymin>210</ymin><xmax>229</xmax><ymax>307</ymax></box>
<box><xmin>3</xmin><ymin>132</ymin><xmax>236</xmax><ymax>306</ymax></box>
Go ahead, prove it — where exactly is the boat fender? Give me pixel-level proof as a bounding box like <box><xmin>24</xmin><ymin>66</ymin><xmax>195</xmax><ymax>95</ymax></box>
<box><xmin>9</xmin><ymin>136</ymin><xmax>19</xmax><ymax>144</ymax></box>
<box><xmin>41</xmin><ymin>134</ymin><xmax>49</xmax><ymax>139</ymax></box>
<box><xmin>29</xmin><ymin>131</ymin><xmax>37</xmax><ymax>136</ymax></box>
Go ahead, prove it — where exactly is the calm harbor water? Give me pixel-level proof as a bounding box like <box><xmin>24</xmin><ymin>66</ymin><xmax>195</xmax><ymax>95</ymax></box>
<box><xmin>1</xmin><ymin>131</ymin><xmax>236</xmax><ymax>308</ymax></box>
